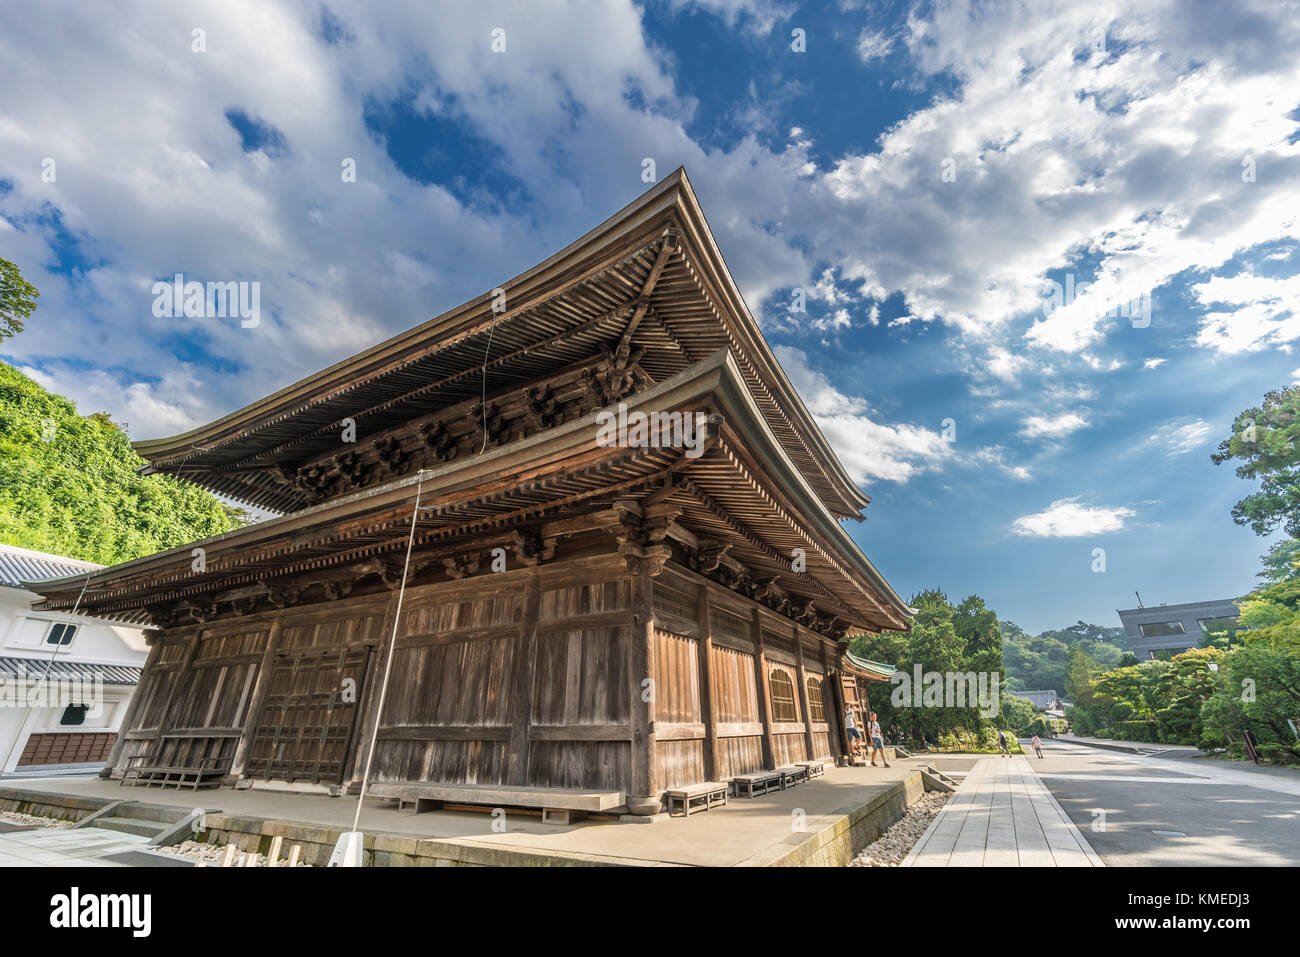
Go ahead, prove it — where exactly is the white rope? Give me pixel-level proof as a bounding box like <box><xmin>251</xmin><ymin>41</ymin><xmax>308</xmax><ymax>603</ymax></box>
<box><xmin>350</xmin><ymin>470</ymin><xmax>426</xmax><ymax>834</ymax></box>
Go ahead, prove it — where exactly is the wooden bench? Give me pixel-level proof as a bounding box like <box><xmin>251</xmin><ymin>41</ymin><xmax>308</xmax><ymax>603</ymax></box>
<box><xmin>730</xmin><ymin>770</ymin><xmax>783</xmax><ymax>798</ymax></box>
<box><xmin>368</xmin><ymin>781</ymin><xmax>625</xmax><ymax>825</ymax></box>
<box><xmin>775</xmin><ymin>765</ymin><xmax>808</xmax><ymax>789</ymax></box>
<box><xmin>121</xmin><ymin>755</ymin><xmax>229</xmax><ymax>791</ymax></box>
<box><xmin>665</xmin><ymin>781</ymin><xmax>729</xmax><ymax>817</ymax></box>
<box><xmin>797</xmin><ymin>759</ymin><xmax>827</xmax><ymax>779</ymax></box>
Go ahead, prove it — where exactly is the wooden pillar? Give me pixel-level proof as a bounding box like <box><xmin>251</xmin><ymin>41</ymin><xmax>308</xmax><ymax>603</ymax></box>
<box><xmin>793</xmin><ymin>624</ymin><xmax>816</xmax><ymax>763</ymax></box>
<box><xmin>104</xmin><ymin>637</ymin><xmax>162</xmax><ymax>776</ymax></box>
<box><xmin>230</xmin><ymin>616</ymin><xmax>283</xmax><ymax>779</ymax></box>
<box><xmin>506</xmin><ymin>574</ymin><xmax>541</xmax><ymax>786</ymax></box>
<box><xmin>750</xmin><ymin>610</ymin><xmax>776</xmax><ymax>770</ymax></box>
<box><xmin>821</xmin><ymin>642</ymin><xmax>848</xmax><ymax>760</ymax></box>
<box><xmin>627</xmin><ymin>561</ymin><xmax>658</xmax><ymax>809</ymax></box>
<box><xmin>696</xmin><ymin>584</ymin><xmax>719</xmax><ymax>781</ymax></box>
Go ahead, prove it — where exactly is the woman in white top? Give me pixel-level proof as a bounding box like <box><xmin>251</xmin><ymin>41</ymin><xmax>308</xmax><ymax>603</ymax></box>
<box><xmin>867</xmin><ymin>712</ymin><xmax>890</xmax><ymax>768</ymax></box>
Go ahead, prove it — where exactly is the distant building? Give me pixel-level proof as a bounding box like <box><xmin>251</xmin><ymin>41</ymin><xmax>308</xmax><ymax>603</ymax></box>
<box><xmin>0</xmin><ymin>544</ymin><xmax>147</xmax><ymax>775</ymax></box>
<box><xmin>1010</xmin><ymin>689</ymin><xmax>1062</xmax><ymax>711</ymax></box>
<box><xmin>1117</xmin><ymin>598</ymin><xmax>1241</xmax><ymax>661</ymax></box>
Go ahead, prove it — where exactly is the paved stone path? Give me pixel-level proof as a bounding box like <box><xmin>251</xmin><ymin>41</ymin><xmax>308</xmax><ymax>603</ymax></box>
<box><xmin>0</xmin><ymin>825</ymin><xmax>150</xmax><ymax>867</ymax></box>
<box><xmin>904</xmin><ymin>756</ymin><xmax>1103</xmax><ymax>866</ymax></box>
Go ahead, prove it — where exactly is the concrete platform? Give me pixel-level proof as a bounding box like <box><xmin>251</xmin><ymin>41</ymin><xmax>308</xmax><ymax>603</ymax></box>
<box><xmin>2</xmin><ymin>762</ymin><xmax>928</xmax><ymax>867</ymax></box>
<box><xmin>905</xmin><ymin>756</ymin><xmax>1103</xmax><ymax>867</ymax></box>
<box><xmin>0</xmin><ymin>825</ymin><xmax>149</xmax><ymax>867</ymax></box>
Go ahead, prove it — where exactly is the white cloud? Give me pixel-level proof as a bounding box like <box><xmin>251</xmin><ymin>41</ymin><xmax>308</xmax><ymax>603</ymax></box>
<box><xmin>2</xmin><ymin>0</ymin><xmax>1299</xmax><ymax>443</ymax></box>
<box><xmin>1011</xmin><ymin>498</ymin><xmax>1136</xmax><ymax>537</ymax></box>
<box><xmin>18</xmin><ymin>363</ymin><xmax>207</xmax><ymax>438</ymax></box>
<box><xmin>856</xmin><ymin>29</ymin><xmax>894</xmax><ymax>63</ymax></box>
<box><xmin>1143</xmin><ymin>357</ymin><xmax>1166</xmax><ymax>369</ymax></box>
<box><xmin>1191</xmin><ymin>271</ymin><xmax>1300</xmax><ymax>354</ymax></box>
<box><xmin>775</xmin><ymin>346</ymin><xmax>954</xmax><ymax>483</ymax></box>
<box><xmin>985</xmin><ymin>347</ymin><xmax>1032</xmax><ymax>382</ymax></box>
<box><xmin>1019</xmin><ymin>411</ymin><xmax>1090</xmax><ymax>439</ymax></box>
<box><xmin>1144</xmin><ymin>419</ymin><xmax>1213</xmax><ymax>455</ymax></box>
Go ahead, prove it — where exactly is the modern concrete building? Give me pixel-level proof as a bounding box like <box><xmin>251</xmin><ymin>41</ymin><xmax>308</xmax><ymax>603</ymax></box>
<box><xmin>1117</xmin><ymin>598</ymin><xmax>1241</xmax><ymax>661</ymax></box>
<box><xmin>0</xmin><ymin>544</ymin><xmax>147</xmax><ymax>775</ymax></box>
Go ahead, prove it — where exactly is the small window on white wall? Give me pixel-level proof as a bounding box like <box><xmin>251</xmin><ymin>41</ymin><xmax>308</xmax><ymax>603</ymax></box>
<box><xmin>46</xmin><ymin>623</ymin><xmax>78</xmax><ymax>646</ymax></box>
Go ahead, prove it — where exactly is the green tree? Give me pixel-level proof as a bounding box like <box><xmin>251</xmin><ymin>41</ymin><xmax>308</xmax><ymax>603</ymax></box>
<box><xmin>853</xmin><ymin>589</ymin><xmax>1002</xmax><ymax>749</ymax></box>
<box><xmin>1211</xmin><ymin>385</ymin><xmax>1300</xmax><ymax>538</ymax></box>
<box><xmin>0</xmin><ymin>362</ymin><xmax>244</xmax><ymax>564</ymax></box>
<box><xmin>1259</xmin><ymin>537</ymin><xmax>1300</xmax><ymax>584</ymax></box>
<box><xmin>998</xmin><ymin>693</ymin><xmax>1040</xmax><ymax>736</ymax></box>
<box><xmin>0</xmin><ymin>257</ymin><xmax>39</xmax><ymax>340</ymax></box>
<box><xmin>1235</xmin><ymin>578</ymin><xmax>1300</xmax><ymax>653</ymax></box>
<box><xmin>1200</xmin><ymin>642</ymin><xmax>1300</xmax><ymax>761</ymax></box>
<box><xmin>1153</xmin><ymin>649</ymin><xmax>1222</xmax><ymax>744</ymax></box>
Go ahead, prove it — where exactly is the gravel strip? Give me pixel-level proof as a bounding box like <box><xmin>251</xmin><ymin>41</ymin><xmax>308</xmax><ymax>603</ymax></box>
<box><xmin>157</xmin><ymin>839</ymin><xmax>311</xmax><ymax>867</ymax></box>
<box><xmin>849</xmin><ymin>790</ymin><xmax>950</xmax><ymax>867</ymax></box>
<box><xmin>0</xmin><ymin>809</ymin><xmax>74</xmax><ymax>829</ymax></box>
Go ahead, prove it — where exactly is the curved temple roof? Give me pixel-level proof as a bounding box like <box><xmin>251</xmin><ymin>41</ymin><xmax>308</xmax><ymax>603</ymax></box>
<box><xmin>30</xmin><ymin>171</ymin><xmax>914</xmax><ymax>637</ymax></box>
<box><xmin>30</xmin><ymin>350</ymin><xmax>913</xmax><ymax>633</ymax></box>
<box><xmin>133</xmin><ymin>169</ymin><xmax>871</xmax><ymax>519</ymax></box>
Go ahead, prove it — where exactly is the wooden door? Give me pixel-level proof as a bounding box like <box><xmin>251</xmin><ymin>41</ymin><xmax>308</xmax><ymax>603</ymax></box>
<box><xmin>245</xmin><ymin>646</ymin><xmax>371</xmax><ymax>784</ymax></box>
<box><xmin>840</xmin><ymin>674</ymin><xmax>867</xmax><ymax>744</ymax></box>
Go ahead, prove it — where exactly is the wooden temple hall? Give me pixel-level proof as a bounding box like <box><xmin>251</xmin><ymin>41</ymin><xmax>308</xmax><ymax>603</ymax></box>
<box><xmin>29</xmin><ymin>170</ymin><xmax>912</xmax><ymax>817</ymax></box>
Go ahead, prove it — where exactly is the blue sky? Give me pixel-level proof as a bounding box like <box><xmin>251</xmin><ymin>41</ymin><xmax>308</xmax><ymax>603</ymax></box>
<box><xmin>2</xmin><ymin>0</ymin><xmax>1298</xmax><ymax>633</ymax></box>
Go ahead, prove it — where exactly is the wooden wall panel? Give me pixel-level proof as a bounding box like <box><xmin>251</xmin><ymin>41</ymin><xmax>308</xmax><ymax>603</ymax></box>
<box><xmin>539</xmin><ymin>578</ymin><xmax>630</xmax><ymax>620</ymax></box>
<box><xmin>654</xmin><ymin>739</ymin><xmax>705</xmax><ymax>791</ymax></box>
<box><xmin>812</xmin><ymin>730</ymin><xmax>832</xmax><ymax>759</ymax></box>
<box><xmin>527</xmin><ymin>741</ymin><xmax>630</xmax><ymax>791</ymax></box>
<box><xmin>375</xmin><ymin>739</ymin><xmax>511</xmax><ymax>786</ymax></box>
<box><xmin>652</xmin><ymin>629</ymin><xmax>699</xmax><ymax>724</ymax></box>
<box><xmin>400</xmin><ymin>593</ymin><xmax>521</xmax><ymax>637</ymax></box>
<box><xmin>166</xmin><ymin>661</ymin><xmax>258</xmax><ymax>731</ymax></box>
<box><xmin>127</xmin><ymin>666</ymin><xmax>181</xmax><ymax>733</ymax></box>
<box><xmin>383</xmin><ymin>638</ymin><xmax>515</xmax><ymax>729</ymax></box>
<box><xmin>282</xmin><ymin>610</ymin><xmax>385</xmax><ymax>650</ymax></box>
<box><xmin>531</xmin><ymin>626</ymin><xmax>629</xmax><ymax>726</ymax></box>
<box><xmin>716</xmin><ymin>735</ymin><xmax>764</xmax><ymax>778</ymax></box>
<box><xmin>772</xmin><ymin>732</ymin><xmax>808</xmax><ymax>766</ymax></box>
<box><xmin>710</xmin><ymin>645</ymin><xmax>758</xmax><ymax>723</ymax></box>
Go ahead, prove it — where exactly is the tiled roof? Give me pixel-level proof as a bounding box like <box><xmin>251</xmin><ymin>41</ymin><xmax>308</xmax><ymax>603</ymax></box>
<box><xmin>0</xmin><ymin>543</ymin><xmax>100</xmax><ymax>590</ymax></box>
<box><xmin>0</xmin><ymin>655</ymin><xmax>142</xmax><ymax>686</ymax></box>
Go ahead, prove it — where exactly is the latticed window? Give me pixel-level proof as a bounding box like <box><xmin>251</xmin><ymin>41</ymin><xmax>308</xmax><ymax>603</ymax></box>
<box><xmin>806</xmin><ymin>677</ymin><xmax>825</xmax><ymax>723</ymax></box>
<box><xmin>769</xmin><ymin>668</ymin><xmax>798</xmax><ymax>722</ymax></box>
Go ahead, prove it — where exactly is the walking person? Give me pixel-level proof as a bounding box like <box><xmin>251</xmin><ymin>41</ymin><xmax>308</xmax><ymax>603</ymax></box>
<box><xmin>997</xmin><ymin>728</ymin><xmax>1010</xmax><ymax>756</ymax></box>
<box><xmin>868</xmin><ymin>711</ymin><xmax>890</xmax><ymax>767</ymax></box>
<box><xmin>1030</xmin><ymin>733</ymin><xmax>1044</xmax><ymax>759</ymax></box>
<box><xmin>844</xmin><ymin>706</ymin><xmax>863</xmax><ymax>758</ymax></box>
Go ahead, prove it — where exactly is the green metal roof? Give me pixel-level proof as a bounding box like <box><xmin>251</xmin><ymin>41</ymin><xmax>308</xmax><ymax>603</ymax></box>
<box><xmin>844</xmin><ymin>650</ymin><xmax>897</xmax><ymax>681</ymax></box>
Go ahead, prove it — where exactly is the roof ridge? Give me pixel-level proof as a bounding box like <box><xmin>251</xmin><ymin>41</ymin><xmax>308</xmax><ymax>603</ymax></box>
<box><xmin>0</xmin><ymin>542</ymin><xmax>103</xmax><ymax>567</ymax></box>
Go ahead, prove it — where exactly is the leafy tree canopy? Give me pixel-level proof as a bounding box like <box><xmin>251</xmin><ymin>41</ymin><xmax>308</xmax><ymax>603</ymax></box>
<box><xmin>0</xmin><ymin>257</ymin><xmax>39</xmax><ymax>341</ymax></box>
<box><xmin>1211</xmin><ymin>385</ymin><xmax>1300</xmax><ymax>538</ymax></box>
<box><xmin>0</xmin><ymin>361</ymin><xmax>244</xmax><ymax>565</ymax></box>
<box><xmin>1259</xmin><ymin>537</ymin><xmax>1300</xmax><ymax>584</ymax></box>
